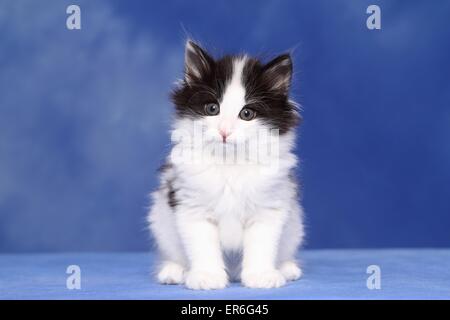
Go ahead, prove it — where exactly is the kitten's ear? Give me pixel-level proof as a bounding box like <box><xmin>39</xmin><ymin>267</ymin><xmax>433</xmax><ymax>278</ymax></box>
<box><xmin>262</xmin><ymin>54</ymin><xmax>293</xmax><ymax>94</ymax></box>
<box><xmin>184</xmin><ymin>40</ymin><xmax>214</xmax><ymax>84</ymax></box>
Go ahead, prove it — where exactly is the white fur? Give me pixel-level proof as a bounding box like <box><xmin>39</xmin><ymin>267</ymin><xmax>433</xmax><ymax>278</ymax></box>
<box><xmin>148</xmin><ymin>57</ymin><xmax>304</xmax><ymax>289</ymax></box>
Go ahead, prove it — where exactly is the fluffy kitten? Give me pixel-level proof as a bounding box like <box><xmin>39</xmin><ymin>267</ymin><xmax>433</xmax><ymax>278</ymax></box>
<box><xmin>148</xmin><ymin>40</ymin><xmax>304</xmax><ymax>289</ymax></box>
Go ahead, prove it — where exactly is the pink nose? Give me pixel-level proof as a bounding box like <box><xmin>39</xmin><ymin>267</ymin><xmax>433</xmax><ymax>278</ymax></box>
<box><xmin>219</xmin><ymin>129</ymin><xmax>229</xmax><ymax>143</ymax></box>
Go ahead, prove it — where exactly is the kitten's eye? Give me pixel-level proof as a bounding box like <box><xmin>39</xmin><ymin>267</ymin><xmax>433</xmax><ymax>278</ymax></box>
<box><xmin>204</xmin><ymin>103</ymin><xmax>220</xmax><ymax>116</ymax></box>
<box><xmin>239</xmin><ymin>107</ymin><xmax>256</xmax><ymax>121</ymax></box>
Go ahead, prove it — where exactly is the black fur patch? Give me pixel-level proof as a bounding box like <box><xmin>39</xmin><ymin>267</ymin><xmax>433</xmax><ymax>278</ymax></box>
<box><xmin>157</xmin><ymin>163</ymin><xmax>178</xmax><ymax>208</ymax></box>
<box><xmin>172</xmin><ymin>54</ymin><xmax>234</xmax><ymax>118</ymax></box>
<box><xmin>166</xmin><ymin>179</ymin><xmax>178</xmax><ymax>208</ymax></box>
<box><xmin>242</xmin><ymin>56</ymin><xmax>300</xmax><ymax>134</ymax></box>
<box><xmin>171</xmin><ymin>41</ymin><xmax>300</xmax><ymax>135</ymax></box>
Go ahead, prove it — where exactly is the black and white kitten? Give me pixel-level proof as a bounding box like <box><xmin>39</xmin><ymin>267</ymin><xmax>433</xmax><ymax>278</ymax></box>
<box><xmin>148</xmin><ymin>40</ymin><xmax>304</xmax><ymax>289</ymax></box>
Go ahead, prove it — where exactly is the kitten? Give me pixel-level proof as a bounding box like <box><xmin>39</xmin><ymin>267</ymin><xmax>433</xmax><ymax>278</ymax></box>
<box><xmin>148</xmin><ymin>40</ymin><xmax>304</xmax><ymax>289</ymax></box>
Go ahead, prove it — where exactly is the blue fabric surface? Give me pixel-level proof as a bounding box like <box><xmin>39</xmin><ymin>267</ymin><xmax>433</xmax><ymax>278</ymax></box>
<box><xmin>0</xmin><ymin>249</ymin><xmax>449</xmax><ymax>300</ymax></box>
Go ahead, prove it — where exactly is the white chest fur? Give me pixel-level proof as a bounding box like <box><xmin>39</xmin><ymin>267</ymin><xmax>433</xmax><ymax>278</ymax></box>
<box><xmin>174</xmin><ymin>156</ymin><xmax>295</xmax><ymax>251</ymax></box>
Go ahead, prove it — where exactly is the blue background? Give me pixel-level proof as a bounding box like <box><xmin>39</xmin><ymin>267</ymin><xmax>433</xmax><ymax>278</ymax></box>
<box><xmin>0</xmin><ymin>0</ymin><xmax>449</xmax><ymax>252</ymax></box>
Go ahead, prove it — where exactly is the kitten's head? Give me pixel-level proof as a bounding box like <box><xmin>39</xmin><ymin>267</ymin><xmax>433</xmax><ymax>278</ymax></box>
<box><xmin>171</xmin><ymin>40</ymin><xmax>300</xmax><ymax>145</ymax></box>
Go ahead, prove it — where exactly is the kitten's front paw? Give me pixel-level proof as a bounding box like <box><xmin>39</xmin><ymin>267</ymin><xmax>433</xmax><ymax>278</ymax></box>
<box><xmin>241</xmin><ymin>269</ymin><xmax>286</xmax><ymax>289</ymax></box>
<box><xmin>157</xmin><ymin>262</ymin><xmax>185</xmax><ymax>284</ymax></box>
<box><xmin>279</xmin><ymin>261</ymin><xmax>302</xmax><ymax>281</ymax></box>
<box><xmin>185</xmin><ymin>269</ymin><xmax>228</xmax><ymax>290</ymax></box>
